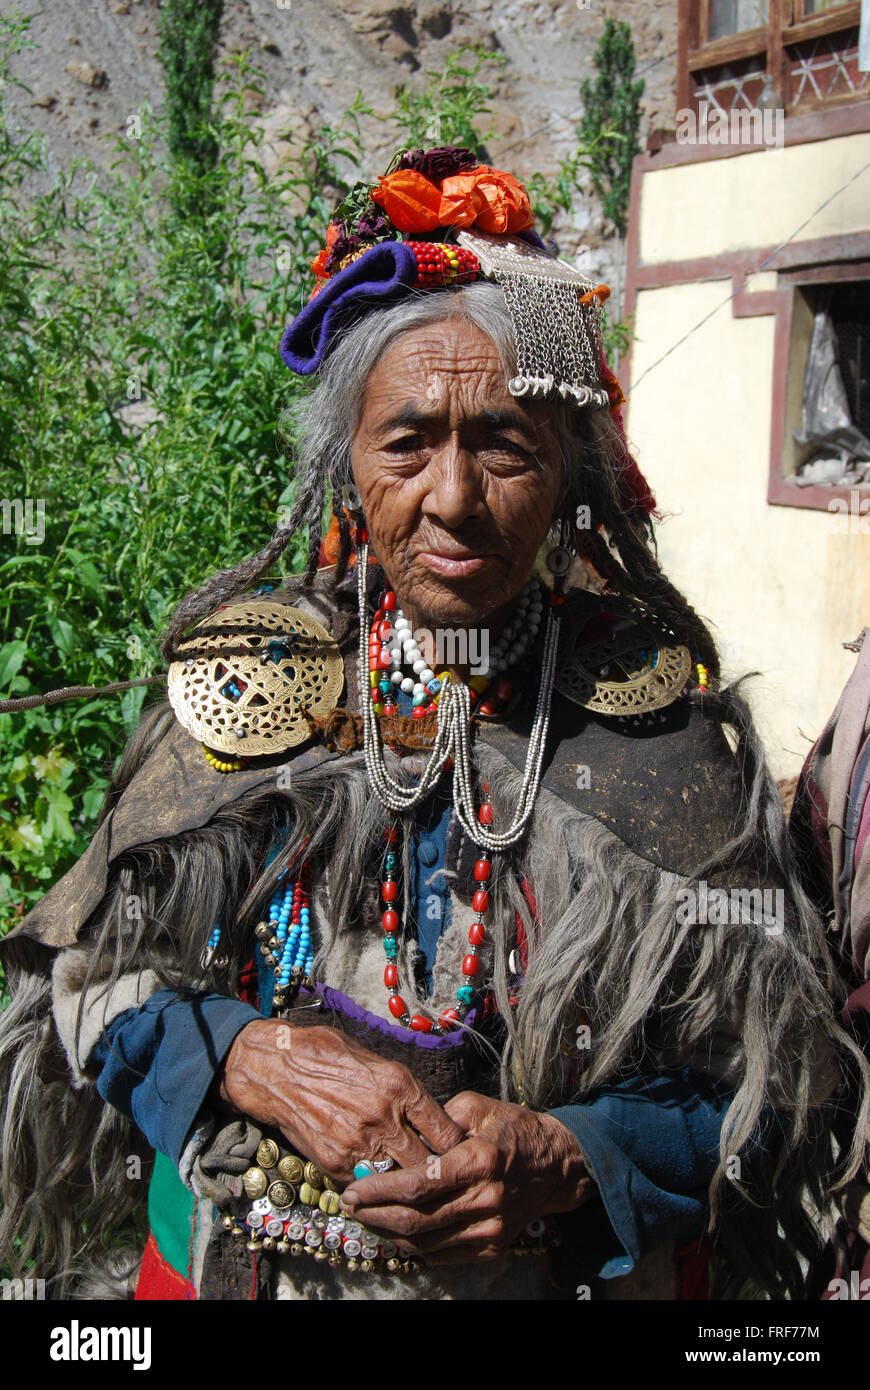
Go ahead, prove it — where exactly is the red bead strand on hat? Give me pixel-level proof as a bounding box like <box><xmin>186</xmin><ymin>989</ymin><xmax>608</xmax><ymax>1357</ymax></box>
<box><xmin>405</xmin><ymin>241</ymin><xmax>479</xmax><ymax>288</ymax></box>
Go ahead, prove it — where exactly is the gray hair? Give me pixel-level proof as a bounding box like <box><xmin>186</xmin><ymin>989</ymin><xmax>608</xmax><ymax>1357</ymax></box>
<box><xmin>161</xmin><ymin>282</ymin><xmax>720</xmax><ymax>678</ymax></box>
<box><xmin>289</xmin><ymin>280</ymin><xmax>527</xmax><ymax>499</ymax></box>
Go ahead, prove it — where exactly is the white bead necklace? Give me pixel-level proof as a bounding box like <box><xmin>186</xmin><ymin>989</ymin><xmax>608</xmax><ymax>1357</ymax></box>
<box><xmin>383</xmin><ymin>576</ymin><xmax>544</xmax><ymax>706</ymax></box>
<box><xmin>357</xmin><ymin>544</ymin><xmax>563</xmax><ymax>851</ymax></box>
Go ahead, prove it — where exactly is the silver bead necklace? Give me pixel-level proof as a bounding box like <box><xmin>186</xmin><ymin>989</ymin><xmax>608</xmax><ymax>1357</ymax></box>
<box><xmin>357</xmin><ymin>543</ymin><xmax>562</xmax><ymax>850</ymax></box>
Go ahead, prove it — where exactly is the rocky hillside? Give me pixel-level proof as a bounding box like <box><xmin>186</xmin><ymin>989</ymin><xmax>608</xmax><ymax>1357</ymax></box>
<box><xmin>1</xmin><ymin>0</ymin><xmax>677</xmax><ymax>304</ymax></box>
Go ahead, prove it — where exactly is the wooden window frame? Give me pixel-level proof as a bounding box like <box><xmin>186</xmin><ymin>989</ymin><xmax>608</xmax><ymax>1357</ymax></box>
<box><xmin>621</xmin><ymin>104</ymin><xmax>870</xmax><ymax>515</ymax></box>
<box><xmin>677</xmin><ymin>0</ymin><xmax>864</xmax><ymax>116</ymax></box>
<box><xmin>766</xmin><ymin>261</ymin><xmax>870</xmax><ymax>511</ymax></box>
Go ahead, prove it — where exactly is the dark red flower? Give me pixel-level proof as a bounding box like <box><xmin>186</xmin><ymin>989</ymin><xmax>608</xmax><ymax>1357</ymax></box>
<box><xmin>397</xmin><ymin>145</ymin><xmax>478</xmax><ymax>182</ymax></box>
<box><xmin>355</xmin><ymin>208</ymin><xmax>394</xmax><ymax>241</ymax></box>
<box><xmin>325</xmin><ymin>230</ymin><xmax>363</xmax><ymax>274</ymax></box>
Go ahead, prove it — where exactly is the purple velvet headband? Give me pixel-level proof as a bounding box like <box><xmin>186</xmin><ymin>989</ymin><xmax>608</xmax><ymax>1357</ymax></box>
<box><xmin>277</xmin><ymin>170</ymin><xmax>658</xmax><ymax>518</ymax></box>
<box><xmin>279</xmin><ymin>229</ymin><xmax>548</xmax><ymax>378</ymax></box>
<box><xmin>280</xmin><ymin>241</ymin><xmax>418</xmax><ymax>376</ymax></box>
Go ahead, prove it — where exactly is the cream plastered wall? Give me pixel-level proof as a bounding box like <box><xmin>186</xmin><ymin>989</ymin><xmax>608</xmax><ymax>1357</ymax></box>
<box><xmin>625</xmin><ymin>140</ymin><xmax>870</xmax><ymax>778</ymax></box>
<box><xmin>638</xmin><ymin>131</ymin><xmax>870</xmax><ymax>263</ymax></box>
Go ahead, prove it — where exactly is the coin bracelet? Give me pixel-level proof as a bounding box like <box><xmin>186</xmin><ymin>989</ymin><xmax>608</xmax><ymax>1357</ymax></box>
<box><xmin>223</xmin><ymin>1137</ymin><xmax>554</xmax><ymax>1274</ymax></box>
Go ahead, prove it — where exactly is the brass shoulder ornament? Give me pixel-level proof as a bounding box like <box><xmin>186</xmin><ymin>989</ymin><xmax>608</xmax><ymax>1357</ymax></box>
<box><xmin>554</xmin><ymin>591</ymin><xmax>695</xmax><ymax>717</ymax></box>
<box><xmin>167</xmin><ymin>596</ymin><xmax>344</xmax><ymax>758</ymax></box>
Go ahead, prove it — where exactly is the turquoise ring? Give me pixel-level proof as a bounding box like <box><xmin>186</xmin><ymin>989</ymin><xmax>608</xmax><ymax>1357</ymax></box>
<box><xmin>353</xmin><ymin>1157</ymin><xmax>396</xmax><ymax>1180</ymax></box>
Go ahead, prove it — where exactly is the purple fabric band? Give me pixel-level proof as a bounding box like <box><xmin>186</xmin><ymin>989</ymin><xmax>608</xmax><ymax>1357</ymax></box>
<box><xmin>519</xmin><ymin>228</ymin><xmax>547</xmax><ymax>251</ymax></box>
<box><xmin>278</xmin><ymin>228</ymin><xmax>548</xmax><ymax>376</ymax></box>
<box><xmin>311</xmin><ymin>979</ymin><xmax>478</xmax><ymax>1049</ymax></box>
<box><xmin>279</xmin><ymin>240</ymin><xmax>418</xmax><ymax>375</ymax></box>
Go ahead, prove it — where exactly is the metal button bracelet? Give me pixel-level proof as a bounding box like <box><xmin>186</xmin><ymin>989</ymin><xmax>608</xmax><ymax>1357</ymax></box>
<box><xmin>224</xmin><ymin>1138</ymin><xmax>555</xmax><ymax>1274</ymax></box>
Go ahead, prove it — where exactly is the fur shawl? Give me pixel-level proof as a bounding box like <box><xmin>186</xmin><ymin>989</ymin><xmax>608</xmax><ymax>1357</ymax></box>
<box><xmin>0</xmin><ymin>570</ymin><xmax>860</xmax><ymax>1299</ymax></box>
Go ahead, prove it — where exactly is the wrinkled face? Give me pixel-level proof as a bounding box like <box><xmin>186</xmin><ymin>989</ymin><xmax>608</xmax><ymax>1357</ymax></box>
<box><xmin>350</xmin><ymin>316</ymin><xmax>563</xmax><ymax>629</ymax></box>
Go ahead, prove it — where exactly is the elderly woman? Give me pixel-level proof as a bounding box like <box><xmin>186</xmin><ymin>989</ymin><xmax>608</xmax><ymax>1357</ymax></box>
<box><xmin>0</xmin><ymin>145</ymin><xmax>865</xmax><ymax>1303</ymax></box>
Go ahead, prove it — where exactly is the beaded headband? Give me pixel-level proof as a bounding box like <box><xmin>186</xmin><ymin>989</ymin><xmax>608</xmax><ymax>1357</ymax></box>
<box><xmin>278</xmin><ymin>144</ymin><xmax>656</xmax><ymax>522</ymax></box>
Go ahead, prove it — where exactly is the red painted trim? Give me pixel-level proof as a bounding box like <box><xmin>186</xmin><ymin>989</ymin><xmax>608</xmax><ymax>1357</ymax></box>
<box><xmin>633</xmin><ymin>233</ymin><xmax>870</xmax><ymax>292</ymax></box>
<box><xmin>622</xmin><ymin>114</ymin><xmax>870</xmax><ymax>514</ymax></box>
<box><xmin>717</xmin><ymin>267</ymin><xmax>797</xmax><ymax>512</ymax></box>
<box><xmin>784</xmin><ymin>258</ymin><xmax>870</xmax><ymax>286</ymax></box>
<box><xmin>767</xmin><ymin>282</ymin><xmax>795</xmax><ymax>510</ymax></box>
<box><xmin>732</xmin><ymin>287</ymin><xmax>782</xmax><ymax>319</ymax></box>
<box><xmin>628</xmin><ymin>251</ymin><xmax>870</xmax><ymax>513</ymax></box>
<box><xmin>745</xmin><ymin>260</ymin><xmax>870</xmax><ymax>510</ymax></box>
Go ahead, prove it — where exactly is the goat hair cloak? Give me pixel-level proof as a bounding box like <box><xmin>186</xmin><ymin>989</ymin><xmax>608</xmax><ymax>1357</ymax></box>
<box><xmin>0</xmin><ymin>567</ymin><xmax>860</xmax><ymax>1299</ymax></box>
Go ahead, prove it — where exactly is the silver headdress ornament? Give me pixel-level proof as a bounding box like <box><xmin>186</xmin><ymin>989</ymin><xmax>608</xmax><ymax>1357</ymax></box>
<box><xmin>455</xmin><ymin>228</ymin><xmax>611</xmax><ymax>410</ymax></box>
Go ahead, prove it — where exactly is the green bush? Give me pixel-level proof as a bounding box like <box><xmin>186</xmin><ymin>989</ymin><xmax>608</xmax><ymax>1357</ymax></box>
<box><xmin>0</xmin><ymin>20</ymin><xmax>632</xmax><ymax>977</ymax></box>
<box><xmin>0</xmin><ymin>19</ymin><xmax>370</xmax><ymax>965</ymax></box>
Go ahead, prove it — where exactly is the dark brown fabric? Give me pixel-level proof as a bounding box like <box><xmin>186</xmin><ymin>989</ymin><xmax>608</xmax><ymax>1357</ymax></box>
<box><xmin>199</xmin><ymin>1213</ymin><xmax>276</xmax><ymax>1301</ymax></box>
<box><xmin>0</xmin><ymin>568</ymin><xmax>765</xmax><ymax>1301</ymax></box>
<box><xmin>485</xmin><ymin>691</ymin><xmax>744</xmax><ymax>876</ymax></box>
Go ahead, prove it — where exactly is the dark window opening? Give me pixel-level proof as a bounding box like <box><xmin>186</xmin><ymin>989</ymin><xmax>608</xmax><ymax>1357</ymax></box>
<box><xmin>786</xmin><ymin>278</ymin><xmax>870</xmax><ymax>490</ymax></box>
<box><xmin>827</xmin><ymin>281</ymin><xmax>870</xmax><ymax>438</ymax></box>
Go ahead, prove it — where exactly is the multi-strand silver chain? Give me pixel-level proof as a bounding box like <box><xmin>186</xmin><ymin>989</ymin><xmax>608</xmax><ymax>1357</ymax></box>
<box><xmin>357</xmin><ymin>543</ymin><xmax>561</xmax><ymax>851</ymax></box>
<box><xmin>498</xmin><ymin>273</ymin><xmax>610</xmax><ymax>410</ymax></box>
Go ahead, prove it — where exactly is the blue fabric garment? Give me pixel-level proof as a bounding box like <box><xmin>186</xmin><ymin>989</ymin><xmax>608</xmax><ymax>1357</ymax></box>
<box><xmin>409</xmin><ymin>786</ymin><xmax>454</xmax><ymax>991</ymax></box>
<box><xmin>87</xmin><ymin>693</ymin><xmax>734</xmax><ymax>1278</ymax></box>
<box><xmin>92</xmin><ymin>989</ymin><xmax>733</xmax><ymax>1278</ymax></box>
<box><xmin>90</xmin><ymin>990</ymin><xmax>259</xmax><ymax>1166</ymax></box>
<box><xmin>550</xmin><ymin>1070</ymin><xmax>731</xmax><ymax>1278</ymax></box>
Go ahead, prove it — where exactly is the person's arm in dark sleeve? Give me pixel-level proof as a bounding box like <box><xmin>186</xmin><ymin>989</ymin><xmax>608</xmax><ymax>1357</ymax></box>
<box><xmin>548</xmin><ymin>1068</ymin><xmax>733</xmax><ymax>1279</ymax></box>
<box><xmin>89</xmin><ymin>989</ymin><xmax>260</xmax><ymax>1166</ymax></box>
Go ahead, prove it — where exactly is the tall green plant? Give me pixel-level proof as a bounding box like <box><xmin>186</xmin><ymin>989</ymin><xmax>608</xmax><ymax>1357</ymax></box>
<box><xmin>157</xmin><ymin>0</ymin><xmax>224</xmax><ymax>212</ymax></box>
<box><xmin>578</xmin><ymin>18</ymin><xmax>644</xmax><ymax>237</ymax></box>
<box><xmin>393</xmin><ymin>44</ymin><xmax>506</xmax><ymax>153</ymax></box>
<box><xmin>0</xmin><ymin>20</ymin><xmax>370</xmax><ymax>962</ymax></box>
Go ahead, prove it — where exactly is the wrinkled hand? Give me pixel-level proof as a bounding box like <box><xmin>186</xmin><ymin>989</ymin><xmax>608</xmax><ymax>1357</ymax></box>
<box><xmin>217</xmin><ymin>1019</ymin><xmax>463</xmax><ymax>1186</ymax></box>
<box><xmin>339</xmin><ymin>1090</ymin><xmax>594</xmax><ymax>1264</ymax></box>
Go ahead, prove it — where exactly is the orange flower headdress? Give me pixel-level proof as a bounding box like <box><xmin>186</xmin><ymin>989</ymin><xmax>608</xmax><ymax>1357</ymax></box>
<box><xmin>280</xmin><ymin>145</ymin><xmax>654</xmax><ymax>521</ymax></box>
